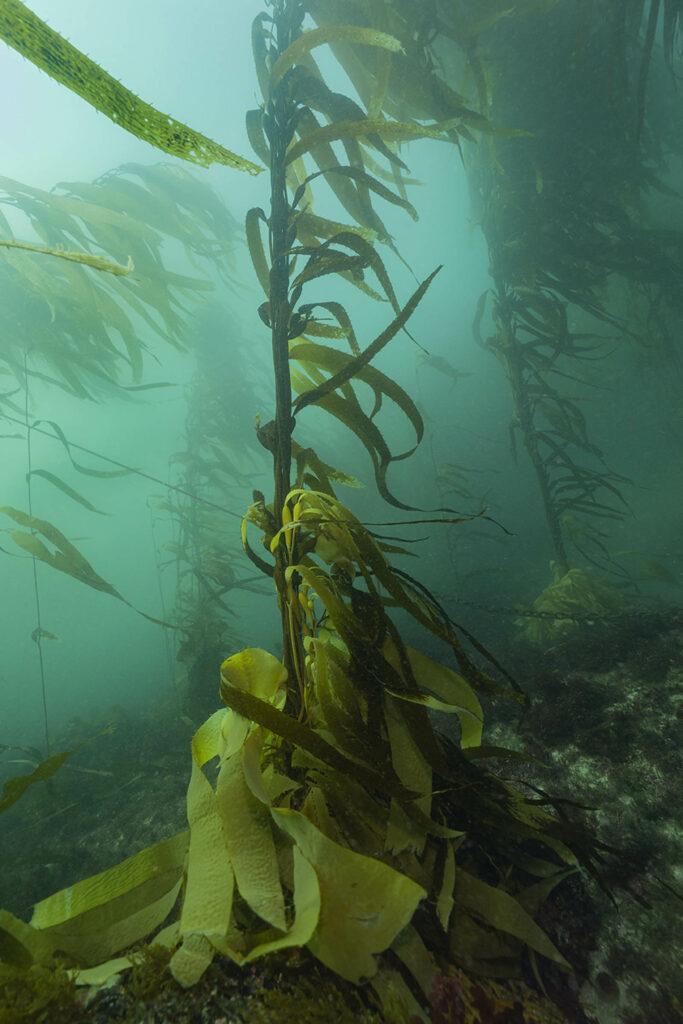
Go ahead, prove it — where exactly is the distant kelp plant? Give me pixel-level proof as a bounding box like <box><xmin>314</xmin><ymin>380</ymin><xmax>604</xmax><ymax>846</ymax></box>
<box><xmin>0</xmin><ymin>3</ymin><xmax>618</xmax><ymax>1023</ymax></box>
<box><xmin>0</xmin><ymin>161</ymin><xmax>242</xmax><ymax>756</ymax></box>
<box><xmin>307</xmin><ymin>0</ymin><xmax>683</xmax><ymax>637</ymax></box>
<box><xmin>159</xmin><ymin>306</ymin><xmax>273</xmax><ymax>719</ymax></box>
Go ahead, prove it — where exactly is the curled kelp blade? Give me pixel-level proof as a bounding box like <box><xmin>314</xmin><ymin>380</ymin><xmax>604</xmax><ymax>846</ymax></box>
<box><xmin>292</xmin><ymin>165</ymin><xmax>418</xmax><ymax>221</ymax></box>
<box><xmin>291</xmin><ymin>266</ymin><xmax>439</xmax><ymax>417</ymax></box>
<box><xmin>269</xmin><ymin>24</ymin><xmax>405</xmax><ymax>94</ymax></box>
<box><xmin>0</xmin><ymin>1</ymin><xmax>260</xmax><ymax>173</ymax></box>
<box><xmin>285</xmin><ymin>116</ymin><xmax>466</xmax><ymax>167</ymax></box>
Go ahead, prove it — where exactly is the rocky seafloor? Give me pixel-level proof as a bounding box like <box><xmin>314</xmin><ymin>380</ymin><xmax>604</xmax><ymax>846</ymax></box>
<box><xmin>1</xmin><ymin>608</ymin><xmax>681</xmax><ymax>1024</ymax></box>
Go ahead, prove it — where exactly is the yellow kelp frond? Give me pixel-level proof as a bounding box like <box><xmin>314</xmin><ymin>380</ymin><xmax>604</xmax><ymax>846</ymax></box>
<box><xmin>518</xmin><ymin>562</ymin><xmax>623</xmax><ymax>646</ymax></box>
<box><xmin>218</xmin><ymin>649</ymin><xmax>288</xmax><ymax>758</ymax></box>
<box><xmin>270</xmin><ymin>25</ymin><xmax>405</xmax><ymax>92</ymax></box>
<box><xmin>0</xmin><ymin>238</ymin><xmax>133</xmax><ymax>276</ymax></box>
<box><xmin>0</xmin><ymin>909</ymin><xmax>55</xmax><ymax>966</ymax></box>
<box><xmin>272</xmin><ymin>807</ymin><xmax>425</xmax><ymax>983</ymax></box>
<box><xmin>30</xmin><ymin>831</ymin><xmax>189</xmax><ymax>965</ymax></box>
<box><xmin>0</xmin><ymin>742</ymin><xmax>85</xmax><ymax>815</ymax></box>
<box><xmin>170</xmin><ymin>761</ymin><xmax>235</xmax><ymax>987</ymax></box>
<box><xmin>383</xmin><ymin>642</ymin><xmax>484</xmax><ymax>749</ymax></box>
<box><xmin>0</xmin><ymin>1</ymin><xmax>261</xmax><ymax>173</ymax></box>
<box><xmin>292</xmin><ymin>442</ymin><xmax>363</xmax><ymax>495</ymax></box>
<box><xmin>221</xmin><ymin>648</ymin><xmax>289</xmax><ymax>705</ymax></box>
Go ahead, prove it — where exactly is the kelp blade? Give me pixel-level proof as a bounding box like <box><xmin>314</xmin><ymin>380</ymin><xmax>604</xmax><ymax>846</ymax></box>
<box><xmin>0</xmin><ymin>0</ymin><xmax>261</xmax><ymax>173</ymax></box>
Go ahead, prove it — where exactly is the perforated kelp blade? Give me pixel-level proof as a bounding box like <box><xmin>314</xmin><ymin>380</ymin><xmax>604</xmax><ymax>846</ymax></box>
<box><xmin>0</xmin><ymin>1</ymin><xmax>261</xmax><ymax>174</ymax></box>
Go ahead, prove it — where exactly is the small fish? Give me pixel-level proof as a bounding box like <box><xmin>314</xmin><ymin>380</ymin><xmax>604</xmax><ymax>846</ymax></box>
<box><xmin>417</xmin><ymin>352</ymin><xmax>473</xmax><ymax>387</ymax></box>
<box><xmin>31</xmin><ymin>627</ymin><xmax>61</xmax><ymax>643</ymax></box>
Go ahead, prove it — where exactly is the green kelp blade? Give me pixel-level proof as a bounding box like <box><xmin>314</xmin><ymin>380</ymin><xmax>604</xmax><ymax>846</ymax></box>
<box><xmin>290</xmin><ymin>369</ymin><xmax>418</xmax><ymax>511</ymax></box>
<box><xmin>293</xmin><ymin>230</ymin><xmax>405</xmax><ymax>316</ymax></box>
<box><xmin>299</xmin><ymin>300</ymin><xmax>360</xmax><ymax>354</ymax></box>
<box><xmin>27</xmin><ymin>469</ymin><xmax>109</xmax><ymax>515</ymax></box>
<box><xmin>293</xmin><ymin>165</ymin><xmax>418</xmax><ymax>220</ymax></box>
<box><xmin>0</xmin><ymin>1</ymin><xmax>261</xmax><ymax>174</ymax></box>
<box><xmin>245</xmin><ymin>207</ymin><xmax>271</xmax><ymax>296</ymax></box>
<box><xmin>0</xmin><ymin>505</ymin><xmax>126</xmax><ymax>601</ymax></box>
<box><xmin>0</xmin><ymin>742</ymin><xmax>86</xmax><ymax>815</ymax></box>
<box><xmin>0</xmin><ymin>910</ymin><xmax>55</xmax><ymax>966</ymax></box>
<box><xmin>453</xmin><ymin>866</ymin><xmax>571</xmax><ymax>969</ymax></box>
<box><xmin>291</xmin><ymin>267</ymin><xmax>439</xmax><ymax>417</ymax></box>
<box><xmin>292</xmin><ymin>108</ymin><xmax>389</xmax><ymax>238</ymax></box>
<box><xmin>0</xmin><ymin>505</ymin><xmax>176</xmax><ymax>628</ymax></box>
<box><xmin>0</xmin><ymin>237</ymin><xmax>132</xmax><ymax>275</ymax></box>
<box><xmin>34</xmin><ymin>420</ymin><xmax>133</xmax><ymax>478</ymax></box>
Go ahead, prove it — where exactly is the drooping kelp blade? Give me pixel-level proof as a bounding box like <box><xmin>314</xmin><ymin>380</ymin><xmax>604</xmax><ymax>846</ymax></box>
<box><xmin>0</xmin><ymin>1</ymin><xmax>261</xmax><ymax>174</ymax></box>
<box><xmin>0</xmin><ymin>505</ymin><xmax>176</xmax><ymax>627</ymax></box>
<box><xmin>26</xmin><ymin>469</ymin><xmax>110</xmax><ymax>516</ymax></box>
<box><xmin>0</xmin><ymin>505</ymin><xmax>126</xmax><ymax>600</ymax></box>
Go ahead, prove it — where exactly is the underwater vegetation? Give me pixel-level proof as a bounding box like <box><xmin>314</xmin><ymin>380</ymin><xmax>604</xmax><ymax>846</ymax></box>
<box><xmin>1</xmin><ymin>1</ymin><xmax>683</xmax><ymax>1023</ymax></box>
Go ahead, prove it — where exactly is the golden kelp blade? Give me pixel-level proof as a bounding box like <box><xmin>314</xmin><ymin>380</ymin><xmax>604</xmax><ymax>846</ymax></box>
<box><xmin>215</xmin><ymin>745</ymin><xmax>286</xmax><ymax>932</ymax></box>
<box><xmin>0</xmin><ymin>909</ymin><xmax>55</xmax><ymax>966</ymax></box>
<box><xmin>0</xmin><ymin>238</ymin><xmax>133</xmax><ymax>276</ymax></box>
<box><xmin>383</xmin><ymin>642</ymin><xmax>484</xmax><ymax>749</ymax></box>
<box><xmin>170</xmin><ymin>762</ymin><xmax>234</xmax><ymax>988</ymax></box>
<box><xmin>272</xmin><ymin>808</ymin><xmax>426</xmax><ymax>983</ymax></box>
<box><xmin>453</xmin><ymin>867</ymin><xmax>571</xmax><ymax>969</ymax></box>
<box><xmin>30</xmin><ymin>830</ymin><xmax>189</xmax><ymax>965</ymax></box>
<box><xmin>0</xmin><ymin>0</ymin><xmax>261</xmax><ymax>174</ymax></box>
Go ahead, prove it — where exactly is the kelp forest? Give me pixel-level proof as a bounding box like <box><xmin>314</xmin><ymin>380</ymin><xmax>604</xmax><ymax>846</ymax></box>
<box><xmin>0</xmin><ymin>2</ymin><xmax>682</xmax><ymax>1023</ymax></box>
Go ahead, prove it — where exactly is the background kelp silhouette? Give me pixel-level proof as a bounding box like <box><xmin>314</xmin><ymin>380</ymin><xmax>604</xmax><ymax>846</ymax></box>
<box><xmin>0</xmin><ymin>1</ymin><xmax>682</xmax><ymax>1022</ymax></box>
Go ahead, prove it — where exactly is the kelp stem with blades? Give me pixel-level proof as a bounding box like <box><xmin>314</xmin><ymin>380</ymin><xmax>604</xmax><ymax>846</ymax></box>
<box><xmin>491</xmin><ymin>279</ymin><xmax>569</xmax><ymax>575</ymax></box>
<box><xmin>263</xmin><ymin>1</ymin><xmax>306</xmax><ymax>696</ymax></box>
